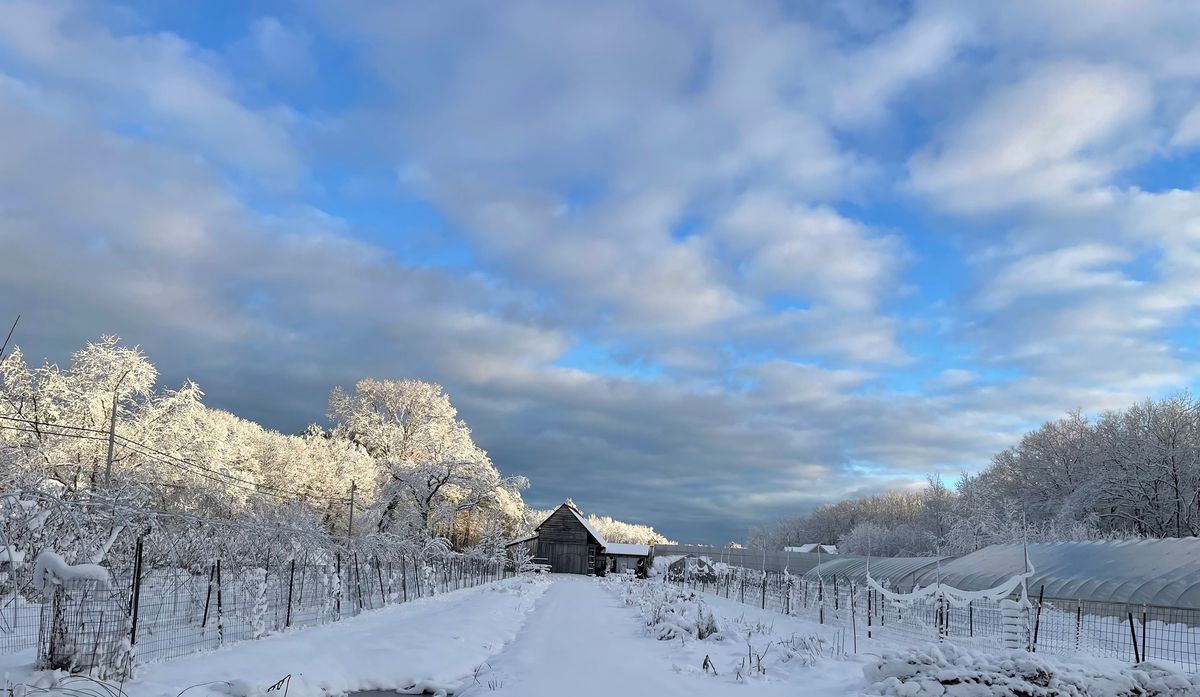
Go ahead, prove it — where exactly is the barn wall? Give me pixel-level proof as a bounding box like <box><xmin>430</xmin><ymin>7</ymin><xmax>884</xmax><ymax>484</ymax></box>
<box><xmin>537</xmin><ymin>507</ymin><xmax>589</xmax><ymax>544</ymax></box>
<box><xmin>536</xmin><ymin>506</ymin><xmax>599</xmax><ymax>574</ymax></box>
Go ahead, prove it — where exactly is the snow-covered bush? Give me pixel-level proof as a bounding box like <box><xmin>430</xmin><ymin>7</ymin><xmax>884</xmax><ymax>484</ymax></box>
<box><xmin>625</xmin><ymin>582</ymin><xmax>722</xmax><ymax>641</ymax></box>
<box><xmin>862</xmin><ymin>644</ymin><xmax>1200</xmax><ymax>697</ymax></box>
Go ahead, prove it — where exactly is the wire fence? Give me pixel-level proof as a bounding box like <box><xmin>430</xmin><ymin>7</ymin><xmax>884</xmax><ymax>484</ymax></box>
<box><xmin>34</xmin><ymin>542</ymin><xmax>510</xmax><ymax>679</ymax></box>
<box><xmin>0</xmin><ymin>490</ymin><xmax>515</xmax><ymax>680</ymax></box>
<box><xmin>669</xmin><ymin>566</ymin><xmax>1200</xmax><ymax>673</ymax></box>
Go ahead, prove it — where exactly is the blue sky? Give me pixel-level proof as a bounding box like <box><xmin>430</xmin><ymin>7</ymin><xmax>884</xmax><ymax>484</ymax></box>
<box><xmin>3</xmin><ymin>0</ymin><xmax>1200</xmax><ymax>543</ymax></box>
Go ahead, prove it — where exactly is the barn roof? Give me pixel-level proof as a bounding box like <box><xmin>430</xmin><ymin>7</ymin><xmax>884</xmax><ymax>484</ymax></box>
<box><xmin>604</xmin><ymin>543</ymin><xmax>650</xmax><ymax>556</ymax></box>
<box><xmin>566</xmin><ymin>506</ymin><xmax>607</xmax><ymax>546</ymax></box>
<box><xmin>504</xmin><ymin>533</ymin><xmax>538</xmax><ymax>548</ymax></box>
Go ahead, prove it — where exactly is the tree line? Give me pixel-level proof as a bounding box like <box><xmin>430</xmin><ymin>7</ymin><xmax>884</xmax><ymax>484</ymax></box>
<box><xmin>0</xmin><ymin>335</ymin><xmax>669</xmax><ymax>554</ymax></box>
<box><xmin>752</xmin><ymin>393</ymin><xmax>1200</xmax><ymax>556</ymax></box>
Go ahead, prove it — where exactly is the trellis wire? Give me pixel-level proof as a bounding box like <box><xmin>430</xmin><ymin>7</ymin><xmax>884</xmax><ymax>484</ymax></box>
<box><xmin>671</xmin><ymin>566</ymin><xmax>1200</xmax><ymax>673</ymax></box>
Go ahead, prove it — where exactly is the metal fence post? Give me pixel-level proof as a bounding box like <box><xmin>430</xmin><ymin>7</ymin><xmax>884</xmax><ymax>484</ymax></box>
<box><xmin>201</xmin><ymin>561</ymin><xmax>216</xmax><ymax>628</ymax></box>
<box><xmin>129</xmin><ymin>536</ymin><xmax>144</xmax><ymax>651</ymax></box>
<box><xmin>215</xmin><ymin>558</ymin><xmax>224</xmax><ymax>646</ymax></box>
<box><xmin>285</xmin><ymin>559</ymin><xmax>296</xmax><ymax>628</ymax></box>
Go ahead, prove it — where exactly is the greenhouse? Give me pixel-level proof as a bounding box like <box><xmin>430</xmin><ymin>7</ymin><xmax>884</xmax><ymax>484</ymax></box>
<box><xmin>798</xmin><ymin>555</ymin><xmax>944</xmax><ymax>590</ymax></box>
<box><xmin>909</xmin><ymin>538</ymin><xmax>1200</xmax><ymax>608</ymax></box>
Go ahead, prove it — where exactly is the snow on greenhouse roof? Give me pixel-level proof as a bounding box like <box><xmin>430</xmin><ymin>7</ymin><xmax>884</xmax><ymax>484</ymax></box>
<box><xmin>913</xmin><ymin>539</ymin><xmax>1200</xmax><ymax>608</ymax></box>
<box><xmin>799</xmin><ymin>555</ymin><xmax>945</xmax><ymax>587</ymax></box>
<box><xmin>604</xmin><ymin>543</ymin><xmax>650</xmax><ymax>556</ymax></box>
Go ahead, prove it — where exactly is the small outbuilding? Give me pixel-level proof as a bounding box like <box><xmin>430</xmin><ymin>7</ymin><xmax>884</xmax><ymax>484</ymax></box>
<box><xmin>505</xmin><ymin>501</ymin><xmax>652</xmax><ymax>576</ymax></box>
<box><xmin>604</xmin><ymin>543</ymin><xmax>650</xmax><ymax>576</ymax></box>
<box><xmin>785</xmin><ymin>544</ymin><xmax>839</xmax><ymax>555</ymax></box>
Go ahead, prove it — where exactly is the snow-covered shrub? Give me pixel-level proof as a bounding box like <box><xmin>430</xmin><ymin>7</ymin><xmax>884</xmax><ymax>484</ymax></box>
<box><xmin>625</xmin><ymin>582</ymin><xmax>722</xmax><ymax>641</ymax></box>
<box><xmin>862</xmin><ymin>644</ymin><xmax>1200</xmax><ymax>697</ymax></box>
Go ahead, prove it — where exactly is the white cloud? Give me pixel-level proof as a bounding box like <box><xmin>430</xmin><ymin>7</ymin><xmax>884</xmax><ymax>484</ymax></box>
<box><xmin>0</xmin><ymin>0</ymin><xmax>301</xmax><ymax>180</ymax></box>
<box><xmin>908</xmin><ymin>62</ymin><xmax>1152</xmax><ymax>214</ymax></box>
<box><xmin>719</xmin><ymin>193</ymin><xmax>904</xmax><ymax>312</ymax></box>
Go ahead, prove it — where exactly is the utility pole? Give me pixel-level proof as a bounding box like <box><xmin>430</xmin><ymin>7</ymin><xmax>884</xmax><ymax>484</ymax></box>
<box><xmin>348</xmin><ymin>480</ymin><xmax>357</xmax><ymax>537</ymax></box>
<box><xmin>105</xmin><ymin>369</ymin><xmax>132</xmax><ymax>489</ymax></box>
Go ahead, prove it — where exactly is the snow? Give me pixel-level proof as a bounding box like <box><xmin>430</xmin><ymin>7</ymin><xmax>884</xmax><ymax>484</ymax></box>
<box><xmin>477</xmin><ymin>576</ymin><xmax>865</xmax><ymax>696</ymax></box>
<box><xmin>6</xmin><ymin>575</ymin><xmax>1193</xmax><ymax>697</ymax></box>
<box><xmin>862</xmin><ymin>643</ymin><xmax>1200</xmax><ymax>697</ymax></box>
<box><xmin>0</xmin><ymin>546</ymin><xmax>25</xmax><ymax>566</ymax></box>
<box><xmin>604</xmin><ymin>543</ymin><xmax>649</xmax><ymax>556</ymax></box>
<box><xmin>4</xmin><ymin>576</ymin><xmax>549</xmax><ymax>697</ymax></box>
<box><xmin>30</xmin><ymin>549</ymin><xmax>110</xmax><ymax>591</ymax></box>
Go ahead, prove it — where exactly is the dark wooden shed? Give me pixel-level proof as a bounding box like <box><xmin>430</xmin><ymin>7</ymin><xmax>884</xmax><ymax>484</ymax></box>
<box><xmin>534</xmin><ymin>502</ymin><xmax>605</xmax><ymax>575</ymax></box>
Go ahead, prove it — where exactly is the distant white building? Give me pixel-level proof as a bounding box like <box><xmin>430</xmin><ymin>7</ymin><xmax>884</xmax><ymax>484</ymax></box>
<box><xmin>785</xmin><ymin>544</ymin><xmax>838</xmax><ymax>555</ymax></box>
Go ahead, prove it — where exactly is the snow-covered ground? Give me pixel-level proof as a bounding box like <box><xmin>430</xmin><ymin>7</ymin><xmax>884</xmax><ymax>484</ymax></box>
<box><xmin>5</xmin><ymin>575</ymin><xmax>1197</xmax><ymax>697</ymax></box>
<box><xmin>5</xmin><ymin>576</ymin><xmax>550</xmax><ymax>697</ymax></box>
<box><xmin>474</xmin><ymin>575</ymin><xmax>866</xmax><ymax>696</ymax></box>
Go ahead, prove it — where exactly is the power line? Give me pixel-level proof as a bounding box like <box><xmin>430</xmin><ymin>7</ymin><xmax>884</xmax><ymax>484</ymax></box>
<box><xmin>0</xmin><ymin>315</ymin><xmax>18</xmax><ymax>361</ymax></box>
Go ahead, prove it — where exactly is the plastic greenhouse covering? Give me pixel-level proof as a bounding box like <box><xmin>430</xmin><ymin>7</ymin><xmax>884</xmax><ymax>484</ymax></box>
<box><xmin>908</xmin><ymin>539</ymin><xmax>1200</xmax><ymax>608</ymax></box>
<box><xmin>799</xmin><ymin>555</ymin><xmax>945</xmax><ymax>589</ymax></box>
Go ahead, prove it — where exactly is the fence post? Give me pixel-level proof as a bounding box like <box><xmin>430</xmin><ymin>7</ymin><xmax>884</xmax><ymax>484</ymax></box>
<box><xmin>761</xmin><ymin>576</ymin><xmax>767</xmax><ymax>610</ymax></box>
<box><xmin>377</xmin><ymin>558</ymin><xmax>386</xmax><ymax>607</ymax></box>
<box><xmin>129</xmin><ymin>536</ymin><xmax>144</xmax><ymax>652</ymax></box>
<box><xmin>968</xmin><ymin>601</ymin><xmax>973</xmax><ymax>638</ymax></box>
<box><xmin>335</xmin><ymin>553</ymin><xmax>342</xmax><ymax>619</ymax></box>
<box><xmin>352</xmin><ymin>552</ymin><xmax>364</xmax><ymax>612</ymax></box>
<box><xmin>201</xmin><ymin>561</ymin><xmax>216</xmax><ymax>628</ymax></box>
<box><xmin>867</xmin><ymin>589</ymin><xmax>873</xmax><ymax>639</ymax></box>
<box><xmin>1141</xmin><ymin>608</ymin><xmax>1147</xmax><ymax>661</ymax></box>
<box><xmin>1128</xmin><ymin>612</ymin><xmax>1141</xmax><ymax>662</ymax></box>
<box><xmin>850</xmin><ymin>582</ymin><xmax>857</xmax><ymax>653</ymax></box>
<box><xmin>286</xmin><ymin>559</ymin><xmax>296</xmax><ymax>628</ymax></box>
<box><xmin>1080</xmin><ymin>599</ymin><xmax>1089</xmax><ymax>647</ymax></box>
<box><xmin>1031</xmin><ymin>585</ymin><xmax>1044</xmax><ymax>651</ymax></box>
<box><xmin>215</xmin><ymin>558</ymin><xmax>224</xmax><ymax>646</ymax></box>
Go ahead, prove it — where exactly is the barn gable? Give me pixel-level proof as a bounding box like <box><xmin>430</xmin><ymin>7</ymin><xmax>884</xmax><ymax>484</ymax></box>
<box><xmin>533</xmin><ymin>502</ymin><xmax>605</xmax><ymax>574</ymax></box>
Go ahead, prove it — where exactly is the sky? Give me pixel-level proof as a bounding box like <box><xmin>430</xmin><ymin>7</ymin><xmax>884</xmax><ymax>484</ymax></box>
<box><xmin>3</xmin><ymin>1</ymin><xmax>1200</xmax><ymax>544</ymax></box>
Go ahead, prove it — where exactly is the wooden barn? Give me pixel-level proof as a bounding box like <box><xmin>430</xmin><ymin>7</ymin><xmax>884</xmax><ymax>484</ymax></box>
<box><xmin>507</xmin><ymin>501</ymin><xmax>650</xmax><ymax>576</ymax></box>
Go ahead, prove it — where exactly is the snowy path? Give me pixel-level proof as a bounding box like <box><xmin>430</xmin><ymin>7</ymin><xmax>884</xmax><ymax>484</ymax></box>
<box><xmin>119</xmin><ymin>576</ymin><xmax>549</xmax><ymax>697</ymax></box>
<box><xmin>480</xmin><ymin>577</ymin><xmax>865</xmax><ymax>696</ymax></box>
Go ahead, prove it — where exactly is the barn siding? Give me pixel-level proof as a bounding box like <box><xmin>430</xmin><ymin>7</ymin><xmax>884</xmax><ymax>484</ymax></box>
<box><xmin>535</xmin><ymin>504</ymin><xmax>601</xmax><ymax>574</ymax></box>
<box><xmin>537</xmin><ymin>507</ymin><xmax>589</xmax><ymax>544</ymax></box>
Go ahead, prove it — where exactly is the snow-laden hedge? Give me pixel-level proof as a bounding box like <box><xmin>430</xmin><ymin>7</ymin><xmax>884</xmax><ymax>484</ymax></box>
<box><xmin>863</xmin><ymin>644</ymin><xmax>1200</xmax><ymax>697</ymax></box>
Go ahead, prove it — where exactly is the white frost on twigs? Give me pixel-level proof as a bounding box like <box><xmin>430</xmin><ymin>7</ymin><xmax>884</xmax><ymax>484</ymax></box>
<box><xmin>32</xmin><ymin>549</ymin><xmax>111</xmax><ymax>591</ymax></box>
